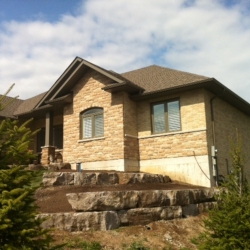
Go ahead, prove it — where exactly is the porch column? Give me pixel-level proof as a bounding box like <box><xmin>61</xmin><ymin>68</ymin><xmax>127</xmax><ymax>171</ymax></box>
<box><xmin>45</xmin><ymin>111</ymin><xmax>53</xmax><ymax>146</ymax></box>
<box><xmin>41</xmin><ymin>111</ymin><xmax>55</xmax><ymax>165</ymax></box>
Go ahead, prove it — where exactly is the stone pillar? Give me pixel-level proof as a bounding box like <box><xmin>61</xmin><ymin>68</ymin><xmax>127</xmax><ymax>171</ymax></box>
<box><xmin>41</xmin><ymin>111</ymin><xmax>55</xmax><ymax>166</ymax></box>
<box><xmin>41</xmin><ymin>146</ymin><xmax>56</xmax><ymax>166</ymax></box>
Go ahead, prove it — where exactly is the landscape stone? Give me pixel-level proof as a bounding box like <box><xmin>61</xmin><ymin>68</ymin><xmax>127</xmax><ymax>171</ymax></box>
<box><xmin>47</xmin><ymin>164</ymin><xmax>59</xmax><ymax>171</ymax></box>
<box><xmin>39</xmin><ymin>211</ymin><xmax>120</xmax><ymax>232</ymax></box>
<box><xmin>42</xmin><ymin>172</ymin><xmax>170</xmax><ymax>187</ymax></box>
<box><xmin>58</xmin><ymin>163</ymin><xmax>71</xmax><ymax>170</ymax></box>
<box><xmin>197</xmin><ymin>201</ymin><xmax>217</xmax><ymax>213</ymax></box>
<box><xmin>137</xmin><ymin>190</ymin><xmax>171</xmax><ymax>207</ymax></box>
<box><xmin>96</xmin><ymin>172</ymin><xmax>119</xmax><ymax>185</ymax></box>
<box><xmin>67</xmin><ymin>191</ymin><xmax>139</xmax><ymax>211</ymax></box>
<box><xmin>182</xmin><ymin>204</ymin><xmax>199</xmax><ymax>217</ymax></box>
<box><xmin>117</xmin><ymin>210</ymin><xmax>128</xmax><ymax>225</ymax></box>
<box><xmin>74</xmin><ymin>172</ymin><xmax>97</xmax><ymax>185</ymax></box>
<box><xmin>66</xmin><ymin>189</ymin><xmax>215</xmax><ymax>212</ymax></box>
<box><xmin>43</xmin><ymin>172</ymin><xmax>75</xmax><ymax>186</ymax></box>
<box><xmin>126</xmin><ymin>206</ymin><xmax>182</xmax><ymax>225</ymax></box>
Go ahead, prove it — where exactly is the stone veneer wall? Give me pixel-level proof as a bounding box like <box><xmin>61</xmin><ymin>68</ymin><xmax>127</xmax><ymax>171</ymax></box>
<box><xmin>208</xmin><ymin>93</ymin><xmax>250</xmax><ymax>179</ymax></box>
<box><xmin>123</xmin><ymin>92</ymin><xmax>140</xmax><ymax>171</ymax></box>
<box><xmin>63</xmin><ymin>69</ymin><xmax>126</xmax><ymax>170</ymax></box>
<box><xmin>137</xmin><ymin>89</ymin><xmax>212</xmax><ymax>187</ymax></box>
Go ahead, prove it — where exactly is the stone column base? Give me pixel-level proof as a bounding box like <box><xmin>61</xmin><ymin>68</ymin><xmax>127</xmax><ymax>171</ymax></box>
<box><xmin>41</xmin><ymin>146</ymin><xmax>56</xmax><ymax>165</ymax></box>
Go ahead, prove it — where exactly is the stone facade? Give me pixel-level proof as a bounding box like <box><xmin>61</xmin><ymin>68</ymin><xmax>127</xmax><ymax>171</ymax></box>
<box><xmin>27</xmin><ymin>68</ymin><xmax>250</xmax><ymax>187</ymax></box>
<box><xmin>63</xmin><ymin>69</ymin><xmax>126</xmax><ymax>170</ymax></box>
<box><xmin>136</xmin><ymin>89</ymin><xmax>212</xmax><ymax>187</ymax></box>
<box><xmin>206</xmin><ymin>94</ymin><xmax>250</xmax><ymax>179</ymax></box>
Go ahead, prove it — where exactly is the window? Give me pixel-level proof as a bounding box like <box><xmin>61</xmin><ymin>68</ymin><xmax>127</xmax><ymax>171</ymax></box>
<box><xmin>53</xmin><ymin>124</ymin><xmax>63</xmax><ymax>149</ymax></box>
<box><xmin>81</xmin><ymin>108</ymin><xmax>104</xmax><ymax>139</ymax></box>
<box><xmin>152</xmin><ymin>100</ymin><xmax>181</xmax><ymax>134</ymax></box>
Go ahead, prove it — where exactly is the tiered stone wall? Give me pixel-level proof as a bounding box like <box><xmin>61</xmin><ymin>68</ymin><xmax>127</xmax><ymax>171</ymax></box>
<box><xmin>42</xmin><ymin>172</ymin><xmax>171</xmax><ymax>186</ymax></box>
<box><xmin>39</xmin><ymin>188</ymin><xmax>216</xmax><ymax>232</ymax></box>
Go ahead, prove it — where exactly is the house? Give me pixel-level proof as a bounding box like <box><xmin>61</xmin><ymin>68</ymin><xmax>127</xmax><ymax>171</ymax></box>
<box><xmin>1</xmin><ymin>57</ymin><xmax>250</xmax><ymax>187</ymax></box>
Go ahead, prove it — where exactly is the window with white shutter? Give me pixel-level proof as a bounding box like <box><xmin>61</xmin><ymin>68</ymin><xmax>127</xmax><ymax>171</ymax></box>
<box><xmin>168</xmin><ymin>101</ymin><xmax>181</xmax><ymax>131</ymax></box>
<box><xmin>152</xmin><ymin>100</ymin><xmax>181</xmax><ymax>133</ymax></box>
<box><xmin>81</xmin><ymin>108</ymin><xmax>104</xmax><ymax>139</ymax></box>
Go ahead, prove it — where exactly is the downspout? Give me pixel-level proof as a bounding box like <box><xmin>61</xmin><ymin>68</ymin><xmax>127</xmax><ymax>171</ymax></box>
<box><xmin>210</xmin><ymin>88</ymin><xmax>225</xmax><ymax>186</ymax></box>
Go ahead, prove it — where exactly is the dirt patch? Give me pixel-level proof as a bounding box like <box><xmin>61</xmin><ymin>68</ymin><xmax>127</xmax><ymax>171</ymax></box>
<box><xmin>51</xmin><ymin>215</ymin><xmax>205</xmax><ymax>249</ymax></box>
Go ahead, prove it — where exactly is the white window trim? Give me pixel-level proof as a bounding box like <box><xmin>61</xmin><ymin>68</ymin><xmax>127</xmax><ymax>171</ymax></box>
<box><xmin>78</xmin><ymin>137</ymin><xmax>105</xmax><ymax>143</ymax></box>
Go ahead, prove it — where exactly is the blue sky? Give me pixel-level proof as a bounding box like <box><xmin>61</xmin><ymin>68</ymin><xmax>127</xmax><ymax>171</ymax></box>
<box><xmin>0</xmin><ymin>0</ymin><xmax>82</xmax><ymax>22</ymax></box>
<box><xmin>0</xmin><ymin>0</ymin><xmax>250</xmax><ymax>103</ymax></box>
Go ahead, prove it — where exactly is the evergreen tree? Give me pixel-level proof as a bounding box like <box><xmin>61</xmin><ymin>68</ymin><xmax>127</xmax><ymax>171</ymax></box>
<box><xmin>197</xmin><ymin>136</ymin><xmax>250</xmax><ymax>250</ymax></box>
<box><xmin>0</xmin><ymin>94</ymin><xmax>58</xmax><ymax>249</ymax></box>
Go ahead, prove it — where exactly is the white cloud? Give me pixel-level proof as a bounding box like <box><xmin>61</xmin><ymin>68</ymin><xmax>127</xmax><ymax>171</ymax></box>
<box><xmin>0</xmin><ymin>0</ymin><xmax>250</xmax><ymax>102</ymax></box>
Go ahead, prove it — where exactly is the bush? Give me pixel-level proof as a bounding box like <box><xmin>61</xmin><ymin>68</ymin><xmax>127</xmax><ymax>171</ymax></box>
<box><xmin>0</xmin><ymin>117</ymin><xmax>59</xmax><ymax>249</ymax></box>
<box><xmin>196</xmin><ymin>136</ymin><xmax>250</xmax><ymax>249</ymax></box>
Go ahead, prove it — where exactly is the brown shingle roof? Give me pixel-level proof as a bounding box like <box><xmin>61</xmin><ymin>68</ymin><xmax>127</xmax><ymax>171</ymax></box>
<box><xmin>0</xmin><ymin>62</ymin><xmax>218</xmax><ymax>118</ymax></box>
<box><xmin>0</xmin><ymin>96</ymin><xmax>24</xmax><ymax>118</ymax></box>
<box><xmin>14</xmin><ymin>92</ymin><xmax>47</xmax><ymax>115</ymax></box>
<box><xmin>121</xmin><ymin>65</ymin><xmax>210</xmax><ymax>94</ymax></box>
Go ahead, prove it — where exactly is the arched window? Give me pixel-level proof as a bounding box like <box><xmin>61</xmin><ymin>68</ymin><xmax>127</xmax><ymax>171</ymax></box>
<box><xmin>81</xmin><ymin>108</ymin><xmax>104</xmax><ymax>139</ymax></box>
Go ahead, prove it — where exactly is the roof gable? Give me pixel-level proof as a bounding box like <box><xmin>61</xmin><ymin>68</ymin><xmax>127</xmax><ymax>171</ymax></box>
<box><xmin>35</xmin><ymin>57</ymin><xmax>143</xmax><ymax>108</ymax></box>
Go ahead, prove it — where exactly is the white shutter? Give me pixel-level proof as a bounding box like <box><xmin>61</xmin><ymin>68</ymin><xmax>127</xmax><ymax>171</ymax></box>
<box><xmin>168</xmin><ymin>101</ymin><xmax>181</xmax><ymax>131</ymax></box>
<box><xmin>95</xmin><ymin>114</ymin><xmax>104</xmax><ymax>137</ymax></box>
<box><xmin>153</xmin><ymin>104</ymin><xmax>166</xmax><ymax>133</ymax></box>
<box><xmin>83</xmin><ymin>116</ymin><xmax>92</xmax><ymax>138</ymax></box>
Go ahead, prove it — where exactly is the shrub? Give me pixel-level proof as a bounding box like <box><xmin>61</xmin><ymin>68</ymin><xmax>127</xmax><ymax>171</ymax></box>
<box><xmin>196</xmin><ymin>136</ymin><xmax>250</xmax><ymax>249</ymax></box>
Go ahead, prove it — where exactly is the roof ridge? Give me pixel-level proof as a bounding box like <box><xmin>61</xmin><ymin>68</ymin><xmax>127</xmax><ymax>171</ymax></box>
<box><xmin>122</xmin><ymin>64</ymin><xmax>209</xmax><ymax>79</ymax></box>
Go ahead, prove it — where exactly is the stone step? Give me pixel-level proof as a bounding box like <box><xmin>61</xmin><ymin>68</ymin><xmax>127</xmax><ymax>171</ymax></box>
<box><xmin>38</xmin><ymin>201</ymin><xmax>216</xmax><ymax>232</ymax></box>
<box><xmin>66</xmin><ymin>188</ymin><xmax>215</xmax><ymax>212</ymax></box>
<box><xmin>42</xmin><ymin>172</ymin><xmax>171</xmax><ymax>187</ymax></box>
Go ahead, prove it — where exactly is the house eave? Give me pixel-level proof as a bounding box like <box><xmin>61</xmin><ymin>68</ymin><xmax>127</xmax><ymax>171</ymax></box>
<box><xmin>35</xmin><ymin>57</ymin><xmax>83</xmax><ymax>108</ymax></box>
<box><xmin>35</xmin><ymin>57</ymin><xmax>127</xmax><ymax>109</ymax></box>
<box><xmin>131</xmin><ymin>78</ymin><xmax>250</xmax><ymax>117</ymax></box>
<box><xmin>102</xmin><ymin>82</ymin><xmax>144</xmax><ymax>93</ymax></box>
<box><xmin>45</xmin><ymin>93</ymin><xmax>73</xmax><ymax>105</ymax></box>
<box><xmin>16</xmin><ymin>104</ymin><xmax>53</xmax><ymax>119</ymax></box>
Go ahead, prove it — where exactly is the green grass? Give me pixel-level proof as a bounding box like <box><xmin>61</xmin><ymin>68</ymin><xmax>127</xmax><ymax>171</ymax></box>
<box><xmin>125</xmin><ymin>241</ymin><xmax>150</xmax><ymax>250</ymax></box>
<box><xmin>62</xmin><ymin>237</ymin><xmax>102</xmax><ymax>250</ymax></box>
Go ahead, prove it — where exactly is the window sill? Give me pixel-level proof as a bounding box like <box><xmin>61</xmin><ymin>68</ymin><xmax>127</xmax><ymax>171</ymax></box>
<box><xmin>139</xmin><ymin>128</ymin><xmax>207</xmax><ymax>139</ymax></box>
<box><xmin>78</xmin><ymin>137</ymin><xmax>105</xmax><ymax>143</ymax></box>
